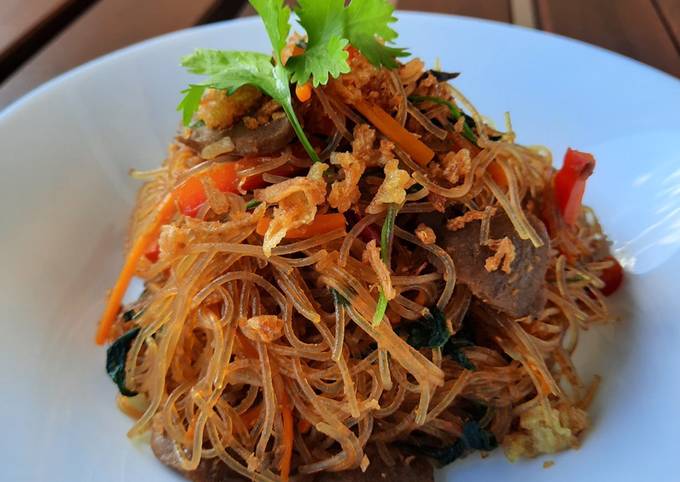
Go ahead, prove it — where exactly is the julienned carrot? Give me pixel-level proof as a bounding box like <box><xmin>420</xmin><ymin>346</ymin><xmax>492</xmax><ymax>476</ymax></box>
<box><xmin>297</xmin><ymin>418</ymin><xmax>312</xmax><ymax>434</ymax></box>
<box><xmin>240</xmin><ymin>404</ymin><xmax>262</xmax><ymax>428</ymax></box>
<box><xmin>353</xmin><ymin>99</ymin><xmax>434</xmax><ymax>166</ymax></box>
<box><xmin>175</xmin><ymin>162</ymin><xmax>239</xmax><ymax>216</ymax></box>
<box><xmin>256</xmin><ymin>213</ymin><xmax>346</xmax><ymax>238</ymax></box>
<box><xmin>96</xmin><ymin>163</ymin><xmax>241</xmax><ymax>345</ymax></box>
<box><xmin>95</xmin><ymin>192</ymin><xmax>175</xmax><ymax>345</ymax></box>
<box><xmin>235</xmin><ymin>332</ymin><xmax>293</xmax><ymax>481</ymax></box>
<box><xmin>487</xmin><ymin>161</ymin><xmax>508</xmax><ymax>189</ymax></box>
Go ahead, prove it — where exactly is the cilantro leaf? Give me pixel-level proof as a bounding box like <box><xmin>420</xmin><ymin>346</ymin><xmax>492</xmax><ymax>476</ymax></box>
<box><xmin>344</xmin><ymin>0</ymin><xmax>409</xmax><ymax>68</ymax></box>
<box><xmin>462</xmin><ymin>420</ymin><xmax>497</xmax><ymax>451</ymax></box>
<box><xmin>177</xmin><ymin>84</ymin><xmax>206</xmax><ymax>126</ymax></box>
<box><xmin>288</xmin><ymin>0</ymin><xmax>350</xmax><ymax>86</ymax></box>
<box><xmin>181</xmin><ymin>50</ymin><xmax>278</xmax><ymax>95</ymax></box>
<box><xmin>406</xmin><ymin>307</ymin><xmax>450</xmax><ymax>348</ymax></box>
<box><xmin>106</xmin><ymin>327</ymin><xmax>140</xmax><ymax>397</ymax></box>
<box><xmin>250</xmin><ymin>0</ymin><xmax>291</xmax><ymax>63</ymax></box>
<box><xmin>177</xmin><ymin>50</ymin><xmax>287</xmax><ymax>126</ymax></box>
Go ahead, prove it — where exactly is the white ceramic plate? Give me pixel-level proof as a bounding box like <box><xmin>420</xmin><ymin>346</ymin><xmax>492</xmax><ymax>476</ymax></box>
<box><xmin>1</xmin><ymin>12</ymin><xmax>679</xmax><ymax>482</ymax></box>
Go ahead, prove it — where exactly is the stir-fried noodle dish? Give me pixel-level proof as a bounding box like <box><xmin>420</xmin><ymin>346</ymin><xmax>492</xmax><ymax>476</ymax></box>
<box><xmin>96</xmin><ymin>1</ymin><xmax>624</xmax><ymax>481</ymax></box>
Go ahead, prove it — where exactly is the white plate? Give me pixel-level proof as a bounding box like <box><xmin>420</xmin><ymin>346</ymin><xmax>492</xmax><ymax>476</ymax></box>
<box><xmin>1</xmin><ymin>12</ymin><xmax>679</xmax><ymax>482</ymax></box>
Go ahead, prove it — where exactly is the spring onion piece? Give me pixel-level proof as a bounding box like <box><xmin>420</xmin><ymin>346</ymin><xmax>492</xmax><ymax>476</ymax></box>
<box><xmin>372</xmin><ymin>203</ymin><xmax>398</xmax><ymax>325</ymax></box>
<box><xmin>409</xmin><ymin>95</ymin><xmax>477</xmax><ymax>144</ymax></box>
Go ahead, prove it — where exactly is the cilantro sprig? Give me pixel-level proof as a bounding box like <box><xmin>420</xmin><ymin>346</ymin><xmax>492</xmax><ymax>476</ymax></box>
<box><xmin>177</xmin><ymin>0</ymin><xmax>408</xmax><ymax>163</ymax></box>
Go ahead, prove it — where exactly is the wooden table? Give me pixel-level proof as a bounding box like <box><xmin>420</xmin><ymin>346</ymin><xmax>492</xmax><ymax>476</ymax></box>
<box><xmin>1</xmin><ymin>0</ymin><xmax>678</xmax><ymax>110</ymax></box>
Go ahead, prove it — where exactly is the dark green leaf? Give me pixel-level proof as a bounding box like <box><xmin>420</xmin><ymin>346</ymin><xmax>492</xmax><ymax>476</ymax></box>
<box><xmin>106</xmin><ymin>327</ymin><xmax>140</xmax><ymax>397</ymax></box>
<box><xmin>462</xmin><ymin>420</ymin><xmax>498</xmax><ymax>451</ymax></box>
<box><xmin>442</xmin><ymin>337</ymin><xmax>476</xmax><ymax>370</ymax></box>
<box><xmin>245</xmin><ymin>199</ymin><xmax>262</xmax><ymax>210</ymax></box>
<box><xmin>406</xmin><ymin>183</ymin><xmax>423</xmax><ymax>194</ymax></box>
<box><xmin>177</xmin><ymin>84</ymin><xmax>207</xmax><ymax>126</ymax></box>
<box><xmin>372</xmin><ymin>203</ymin><xmax>399</xmax><ymax>326</ymax></box>
<box><xmin>406</xmin><ymin>307</ymin><xmax>450</xmax><ymax>349</ymax></box>
<box><xmin>249</xmin><ymin>0</ymin><xmax>291</xmax><ymax>63</ymax></box>
<box><xmin>402</xmin><ymin>420</ymin><xmax>497</xmax><ymax>467</ymax></box>
<box><xmin>288</xmin><ymin>0</ymin><xmax>350</xmax><ymax>86</ymax></box>
<box><xmin>331</xmin><ymin>288</ymin><xmax>349</xmax><ymax>307</ymax></box>
<box><xmin>409</xmin><ymin>95</ymin><xmax>477</xmax><ymax>145</ymax></box>
<box><xmin>380</xmin><ymin>203</ymin><xmax>398</xmax><ymax>265</ymax></box>
<box><xmin>429</xmin><ymin>70</ymin><xmax>460</xmax><ymax>82</ymax></box>
<box><xmin>410</xmin><ymin>439</ymin><xmax>466</xmax><ymax>466</ymax></box>
<box><xmin>344</xmin><ymin>0</ymin><xmax>409</xmax><ymax>68</ymax></box>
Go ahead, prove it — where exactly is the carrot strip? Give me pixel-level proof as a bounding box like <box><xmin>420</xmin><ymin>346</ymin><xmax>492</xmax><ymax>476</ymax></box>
<box><xmin>487</xmin><ymin>161</ymin><xmax>508</xmax><ymax>189</ymax></box>
<box><xmin>175</xmin><ymin>162</ymin><xmax>238</xmax><ymax>216</ymax></box>
<box><xmin>96</xmin><ymin>163</ymin><xmax>241</xmax><ymax>345</ymax></box>
<box><xmin>95</xmin><ymin>192</ymin><xmax>175</xmax><ymax>345</ymax></box>
<box><xmin>297</xmin><ymin>418</ymin><xmax>312</xmax><ymax>434</ymax></box>
<box><xmin>256</xmin><ymin>213</ymin><xmax>346</xmax><ymax>238</ymax></box>
<box><xmin>295</xmin><ymin>82</ymin><xmax>312</xmax><ymax>103</ymax></box>
<box><xmin>353</xmin><ymin>99</ymin><xmax>434</xmax><ymax>166</ymax></box>
<box><xmin>240</xmin><ymin>404</ymin><xmax>262</xmax><ymax>428</ymax></box>
<box><xmin>235</xmin><ymin>332</ymin><xmax>259</xmax><ymax>359</ymax></box>
<box><xmin>236</xmin><ymin>332</ymin><xmax>292</xmax><ymax>480</ymax></box>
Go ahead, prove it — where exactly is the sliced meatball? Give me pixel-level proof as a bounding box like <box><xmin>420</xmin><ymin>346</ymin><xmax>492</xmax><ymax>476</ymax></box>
<box><xmin>181</xmin><ymin>116</ymin><xmax>294</xmax><ymax>157</ymax></box>
<box><xmin>151</xmin><ymin>419</ymin><xmax>433</xmax><ymax>482</ymax></box>
<box><xmin>438</xmin><ymin>211</ymin><xmax>550</xmax><ymax>318</ymax></box>
<box><xmin>151</xmin><ymin>416</ymin><xmax>246</xmax><ymax>482</ymax></box>
<box><xmin>312</xmin><ymin>453</ymin><xmax>433</xmax><ymax>482</ymax></box>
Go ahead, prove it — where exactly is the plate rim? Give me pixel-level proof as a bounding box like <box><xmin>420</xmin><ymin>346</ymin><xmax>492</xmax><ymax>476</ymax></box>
<box><xmin>1</xmin><ymin>10</ymin><xmax>679</xmax><ymax>121</ymax></box>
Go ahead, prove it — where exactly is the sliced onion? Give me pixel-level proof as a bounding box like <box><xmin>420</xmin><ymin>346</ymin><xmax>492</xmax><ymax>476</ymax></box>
<box><xmin>200</xmin><ymin>136</ymin><xmax>235</xmax><ymax>159</ymax></box>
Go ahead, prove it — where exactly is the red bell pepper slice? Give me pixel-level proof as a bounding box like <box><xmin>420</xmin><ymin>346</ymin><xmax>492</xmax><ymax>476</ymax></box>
<box><xmin>600</xmin><ymin>256</ymin><xmax>624</xmax><ymax>296</ymax></box>
<box><xmin>554</xmin><ymin>148</ymin><xmax>595</xmax><ymax>226</ymax></box>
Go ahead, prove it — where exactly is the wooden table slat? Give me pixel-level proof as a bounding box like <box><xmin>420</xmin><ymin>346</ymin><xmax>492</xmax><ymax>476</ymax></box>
<box><xmin>1</xmin><ymin>0</ymin><xmax>679</xmax><ymax>111</ymax></box>
<box><xmin>395</xmin><ymin>0</ymin><xmax>512</xmax><ymax>23</ymax></box>
<box><xmin>0</xmin><ymin>0</ymin><xmax>220</xmax><ymax>109</ymax></box>
<box><xmin>655</xmin><ymin>0</ymin><xmax>680</xmax><ymax>53</ymax></box>
<box><xmin>0</xmin><ymin>0</ymin><xmax>75</xmax><ymax>60</ymax></box>
<box><xmin>240</xmin><ymin>1</ymin><xmax>513</xmax><ymax>24</ymax></box>
<box><xmin>536</xmin><ymin>0</ymin><xmax>680</xmax><ymax>77</ymax></box>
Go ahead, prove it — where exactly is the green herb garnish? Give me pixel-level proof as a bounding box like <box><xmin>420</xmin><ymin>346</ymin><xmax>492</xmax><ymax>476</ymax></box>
<box><xmin>406</xmin><ymin>306</ymin><xmax>450</xmax><ymax>348</ymax></box>
<box><xmin>403</xmin><ymin>420</ymin><xmax>498</xmax><ymax>466</ymax></box>
<box><xmin>443</xmin><ymin>337</ymin><xmax>476</xmax><ymax>370</ymax></box>
<box><xmin>462</xmin><ymin>420</ymin><xmax>497</xmax><ymax>451</ymax></box>
<box><xmin>428</xmin><ymin>70</ymin><xmax>460</xmax><ymax>82</ymax></box>
<box><xmin>331</xmin><ymin>288</ymin><xmax>350</xmax><ymax>306</ymax></box>
<box><xmin>245</xmin><ymin>199</ymin><xmax>262</xmax><ymax>210</ymax></box>
<box><xmin>106</xmin><ymin>327</ymin><xmax>140</xmax><ymax>397</ymax></box>
<box><xmin>372</xmin><ymin>203</ymin><xmax>398</xmax><ymax>325</ymax></box>
<box><xmin>409</xmin><ymin>95</ymin><xmax>477</xmax><ymax>144</ymax></box>
<box><xmin>178</xmin><ymin>0</ymin><xmax>408</xmax><ymax>163</ymax></box>
<box><xmin>286</xmin><ymin>0</ymin><xmax>350</xmax><ymax>87</ymax></box>
<box><xmin>404</xmin><ymin>306</ymin><xmax>476</xmax><ymax>370</ymax></box>
<box><xmin>344</xmin><ymin>0</ymin><xmax>408</xmax><ymax>68</ymax></box>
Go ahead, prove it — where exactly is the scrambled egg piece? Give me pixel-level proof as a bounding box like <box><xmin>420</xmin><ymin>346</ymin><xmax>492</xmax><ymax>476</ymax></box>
<box><xmin>328</xmin><ymin>152</ymin><xmax>365</xmax><ymax>213</ymax></box>
<box><xmin>503</xmin><ymin>403</ymin><xmax>588</xmax><ymax>462</ymax></box>
<box><xmin>366</xmin><ymin>159</ymin><xmax>413</xmax><ymax>214</ymax></box>
<box><xmin>197</xmin><ymin>86</ymin><xmax>262</xmax><ymax>130</ymax></box>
